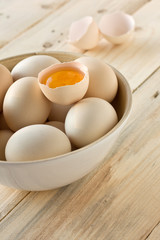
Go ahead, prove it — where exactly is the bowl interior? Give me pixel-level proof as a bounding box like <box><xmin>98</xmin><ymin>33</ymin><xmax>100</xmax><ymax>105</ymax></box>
<box><xmin>0</xmin><ymin>51</ymin><xmax>131</xmax><ymax>120</ymax></box>
<box><xmin>0</xmin><ymin>51</ymin><xmax>132</xmax><ymax>163</ymax></box>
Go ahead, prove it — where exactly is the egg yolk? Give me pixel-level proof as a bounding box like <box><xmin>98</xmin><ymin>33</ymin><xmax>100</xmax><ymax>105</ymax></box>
<box><xmin>45</xmin><ymin>69</ymin><xmax>84</xmax><ymax>88</ymax></box>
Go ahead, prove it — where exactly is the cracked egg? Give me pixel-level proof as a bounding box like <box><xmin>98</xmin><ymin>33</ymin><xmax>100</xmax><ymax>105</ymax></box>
<box><xmin>68</xmin><ymin>16</ymin><xmax>99</xmax><ymax>50</ymax></box>
<box><xmin>38</xmin><ymin>61</ymin><xmax>89</xmax><ymax>105</ymax></box>
<box><xmin>99</xmin><ymin>12</ymin><xmax>135</xmax><ymax>44</ymax></box>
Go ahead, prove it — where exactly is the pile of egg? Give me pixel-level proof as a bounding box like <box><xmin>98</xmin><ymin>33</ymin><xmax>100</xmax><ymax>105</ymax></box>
<box><xmin>0</xmin><ymin>54</ymin><xmax>118</xmax><ymax>162</ymax></box>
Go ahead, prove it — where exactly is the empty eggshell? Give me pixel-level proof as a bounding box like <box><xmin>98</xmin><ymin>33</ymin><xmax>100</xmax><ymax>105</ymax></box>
<box><xmin>65</xmin><ymin>97</ymin><xmax>118</xmax><ymax>148</ymax></box>
<box><xmin>75</xmin><ymin>56</ymin><xmax>118</xmax><ymax>102</ymax></box>
<box><xmin>68</xmin><ymin>16</ymin><xmax>99</xmax><ymax>50</ymax></box>
<box><xmin>48</xmin><ymin>103</ymin><xmax>73</xmax><ymax>122</ymax></box>
<box><xmin>11</xmin><ymin>55</ymin><xmax>60</xmax><ymax>81</ymax></box>
<box><xmin>0</xmin><ymin>64</ymin><xmax>13</xmax><ymax>112</ymax></box>
<box><xmin>46</xmin><ymin>121</ymin><xmax>65</xmax><ymax>133</ymax></box>
<box><xmin>3</xmin><ymin>77</ymin><xmax>51</xmax><ymax>132</ymax></box>
<box><xmin>38</xmin><ymin>61</ymin><xmax>89</xmax><ymax>105</ymax></box>
<box><xmin>5</xmin><ymin>124</ymin><xmax>71</xmax><ymax>162</ymax></box>
<box><xmin>99</xmin><ymin>12</ymin><xmax>135</xmax><ymax>44</ymax></box>
<box><xmin>0</xmin><ymin>130</ymin><xmax>13</xmax><ymax>160</ymax></box>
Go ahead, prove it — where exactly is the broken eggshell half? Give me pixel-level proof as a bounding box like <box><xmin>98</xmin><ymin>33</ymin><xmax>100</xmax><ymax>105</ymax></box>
<box><xmin>68</xmin><ymin>16</ymin><xmax>99</xmax><ymax>50</ymax></box>
<box><xmin>99</xmin><ymin>12</ymin><xmax>135</xmax><ymax>44</ymax></box>
<box><xmin>38</xmin><ymin>61</ymin><xmax>89</xmax><ymax>105</ymax></box>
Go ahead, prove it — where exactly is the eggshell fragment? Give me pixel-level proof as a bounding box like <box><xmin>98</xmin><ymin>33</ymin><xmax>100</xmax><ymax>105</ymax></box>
<box><xmin>38</xmin><ymin>61</ymin><xmax>89</xmax><ymax>105</ymax></box>
<box><xmin>75</xmin><ymin>56</ymin><xmax>118</xmax><ymax>102</ymax></box>
<box><xmin>46</xmin><ymin>121</ymin><xmax>65</xmax><ymax>133</ymax></box>
<box><xmin>11</xmin><ymin>55</ymin><xmax>60</xmax><ymax>81</ymax></box>
<box><xmin>3</xmin><ymin>77</ymin><xmax>51</xmax><ymax>132</ymax></box>
<box><xmin>99</xmin><ymin>12</ymin><xmax>135</xmax><ymax>44</ymax></box>
<box><xmin>48</xmin><ymin>103</ymin><xmax>73</xmax><ymax>122</ymax></box>
<box><xmin>0</xmin><ymin>130</ymin><xmax>13</xmax><ymax>160</ymax></box>
<box><xmin>65</xmin><ymin>97</ymin><xmax>118</xmax><ymax>148</ymax></box>
<box><xmin>5</xmin><ymin>124</ymin><xmax>71</xmax><ymax>162</ymax></box>
<box><xmin>0</xmin><ymin>64</ymin><xmax>13</xmax><ymax>112</ymax></box>
<box><xmin>69</xmin><ymin>16</ymin><xmax>99</xmax><ymax>50</ymax></box>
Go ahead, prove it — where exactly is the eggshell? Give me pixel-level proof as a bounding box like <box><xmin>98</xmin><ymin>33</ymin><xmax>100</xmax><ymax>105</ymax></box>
<box><xmin>46</xmin><ymin>121</ymin><xmax>65</xmax><ymax>133</ymax></box>
<box><xmin>68</xmin><ymin>16</ymin><xmax>99</xmax><ymax>50</ymax></box>
<box><xmin>38</xmin><ymin>61</ymin><xmax>89</xmax><ymax>105</ymax></box>
<box><xmin>0</xmin><ymin>112</ymin><xmax>9</xmax><ymax>130</ymax></box>
<box><xmin>99</xmin><ymin>12</ymin><xmax>135</xmax><ymax>44</ymax></box>
<box><xmin>3</xmin><ymin>77</ymin><xmax>51</xmax><ymax>132</ymax></box>
<box><xmin>11</xmin><ymin>55</ymin><xmax>60</xmax><ymax>81</ymax></box>
<box><xmin>5</xmin><ymin>124</ymin><xmax>71</xmax><ymax>162</ymax></box>
<box><xmin>75</xmin><ymin>57</ymin><xmax>118</xmax><ymax>102</ymax></box>
<box><xmin>48</xmin><ymin>103</ymin><xmax>73</xmax><ymax>122</ymax></box>
<box><xmin>65</xmin><ymin>97</ymin><xmax>118</xmax><ymax>148</ymax></box>
<box><xmin>0</xmin><ymin>130</ymin><xmax>13</xmax><ymax>160</ymax></box>
<box><xmin>0</xmin><ymin>64</ymin><xmax>13</xmax><ymax>112</ymax></box>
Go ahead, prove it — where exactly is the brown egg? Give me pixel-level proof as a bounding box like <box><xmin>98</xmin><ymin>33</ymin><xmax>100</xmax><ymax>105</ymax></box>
<box><xmin>45</xmin><ymin>121</ymin><xmax>65</xmax><ymax>133</ymax></box>
<box><xmin>3</xmin><ymin>77</ymin><xmax>51</xmax><ymax>132</ymax></box>
<box><xmin>75</xmin><ymin>56</ymin><xmax>118</xmax><ymax>102</ymax></box>
<box><xmin>48</xmin><ymin>102</ymin><xmax>73</xmax><ymax>122</ymax></box>
<box><xmin>65</xmin><ymin>97</ymin><xmax>118</xmax><ymax>148</ymax></box>
<box><xmin>5</xmin><ymin>124</ymin><xmax>71</xmax><ymax>162</ymax></box>
<box><xmin>38</xmin><ymin>61</ymin><xmax>89</xmax><ymax>105</ymax></box>
<box><xmin>11</xmin><ymin>55</ymin><xmax>60</xmax><ymax>81</ymax></box>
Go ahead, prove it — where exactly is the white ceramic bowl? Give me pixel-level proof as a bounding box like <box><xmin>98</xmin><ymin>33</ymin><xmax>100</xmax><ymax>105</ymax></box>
<box><xmin>0</xmin><ymin>51</ymin><xmax>132</xmax><ymax>191</ymax></box>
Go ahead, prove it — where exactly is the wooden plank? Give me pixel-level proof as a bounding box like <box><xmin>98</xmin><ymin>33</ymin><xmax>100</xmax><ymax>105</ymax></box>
<box><xmin>0</xmin><ymin>0</ymin><xmax>148</xmax><ymax>58</ymax></box>
<box><xmin>146</xmin><ymin>222</ymin><xmax>160</xmax><ymax>240</ymax></box>
<box><xmin>0</xmin><ymin>0</ymin><xmax>157</xmax><ymax>93</ymax></box>
<box><xmin>0</xmin><ymin>0</ymin><xmax>70</xmax><ymax>48</ymax></box>
<box><xmin>86</xmin><ymin>0</ymin><xmax>160</xmax><ymax>91</ymax></box>
<box><xmin>0</xmin><ymin>0</ymin><xmax>155</xmax><ymax>232</ymax></box>
<box><xmin>0</xmin><ymin>186</ymin><xmax>29</xmax><ymax>221</ymax></box>
<box><xmin>0</xmin><ymin>66</ymin><xmax>160</xmax><ymax>239</ymax></box>
<box><xmin>0</xmin><ymin>0</ymin><xmax>148</xmax><ymax>225</ymax></box>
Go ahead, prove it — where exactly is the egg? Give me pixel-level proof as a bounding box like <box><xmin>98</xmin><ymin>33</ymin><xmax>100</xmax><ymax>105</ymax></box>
<box><xmin>11</xmin><ymin>55</ymin><xmax>60</xmax><ymax>81</ymax></box>
<box><xmin>99</xmin><ymin>12</ymin><xmax>135</xmax><ymax>44</ymax></box>
<box><xmin>68</xmin><ymin>16</ymin><xmax>99</xmax><ymax>50</ymax></box>
<box><xmin>0</xmin><ymin>64</ymin><xmax>13</xmax><ymax>112</ymax></box>
<box><xmin>0</xmin><ymin>130</ymin><xmax>13</xmax><ymax>160</ymax></box>
<box><xmin>45</xmin><ymin>121</ymin><xmax>77</xmax><ymax>151</ymax></box>
<box><xmin>38</xmin><ymin>61</ymin><xmax>89</xmax><ymax>105</ymax></box>
<box><xmin>45</xmin><ymin>121</ymin><xmax>65</xmax><ymax>133</ymax></box>
<box><xmin>48</xmin><ymin>103</ymin><xmax>73</xmax><ymax>122</ymax></box>
<box><xmin>5</xmin><ymin>124</ymin><xmax>71</xmax><ymax>162</ymax></box>
<box><xmin>65</xmin><ymin>97</ymin><xmax>118</xmax><ymax>148</ymax></box>
<box><xmin>75</xmin><ymin>56</ymin><xmax>118</xmax><ymax>102</ymax></box>
<box><xmin>3</xmin><ymin>77</ymin><xmax>51</xmax><ymax>132</ymax></box>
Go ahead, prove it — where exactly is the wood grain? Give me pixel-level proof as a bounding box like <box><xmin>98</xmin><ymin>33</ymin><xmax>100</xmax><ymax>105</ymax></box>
<box><xmin>0</xmin><ymin>66</ymin><xmax>160</xmax><ymax>240</ymax></box>
<box><xmin>146</xmin><ymin>222</ymin><xmax>160</xmax><ymax>240</ymax></box>
<box><xmin>0</xmin><ymin>0</ymin><xmax>158</xmax><ymax>93</ymax></box>
<box><xmin>0</xmin><ymin>0</ymin><xmax>70</xmax><ymax>48</ymax></box>
<box><xmin>0</xmin><ymin>0</ymin><xmax>150</xmax><ymax>217</ymax></box>
<box><xmin>0</xmin><ymin>186</ymin><xmax>29</xmax><ymax>221</ymax></box>
<box><xmin>0</xmin><ymin>0</ymin><xmax>148</xmax><ymax>58</ymax></box>
<box><xmin>0</xmin><ymin>0</ymin><xmax>160</xmax><ymax>239</ymax></box>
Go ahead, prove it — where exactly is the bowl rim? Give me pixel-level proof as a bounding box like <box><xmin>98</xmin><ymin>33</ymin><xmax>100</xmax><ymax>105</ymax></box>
<box><xmin>0</xmin><ymin>51</ymin><xmax>132</xmax><ymax>165</ymax></box>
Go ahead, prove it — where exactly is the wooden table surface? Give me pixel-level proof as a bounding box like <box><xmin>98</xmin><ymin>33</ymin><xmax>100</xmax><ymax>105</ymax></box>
<box><xmin>0</xmin><ymin>0</ymin><xmax>160</xmax><ymax>239</ymax></box>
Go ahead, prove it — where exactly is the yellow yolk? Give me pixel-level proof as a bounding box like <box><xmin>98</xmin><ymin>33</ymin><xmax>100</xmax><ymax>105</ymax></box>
<box><xmin>45</xmin><ymin>69</ymin><xmax>84</xmax><ymax>88</ymax></box>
